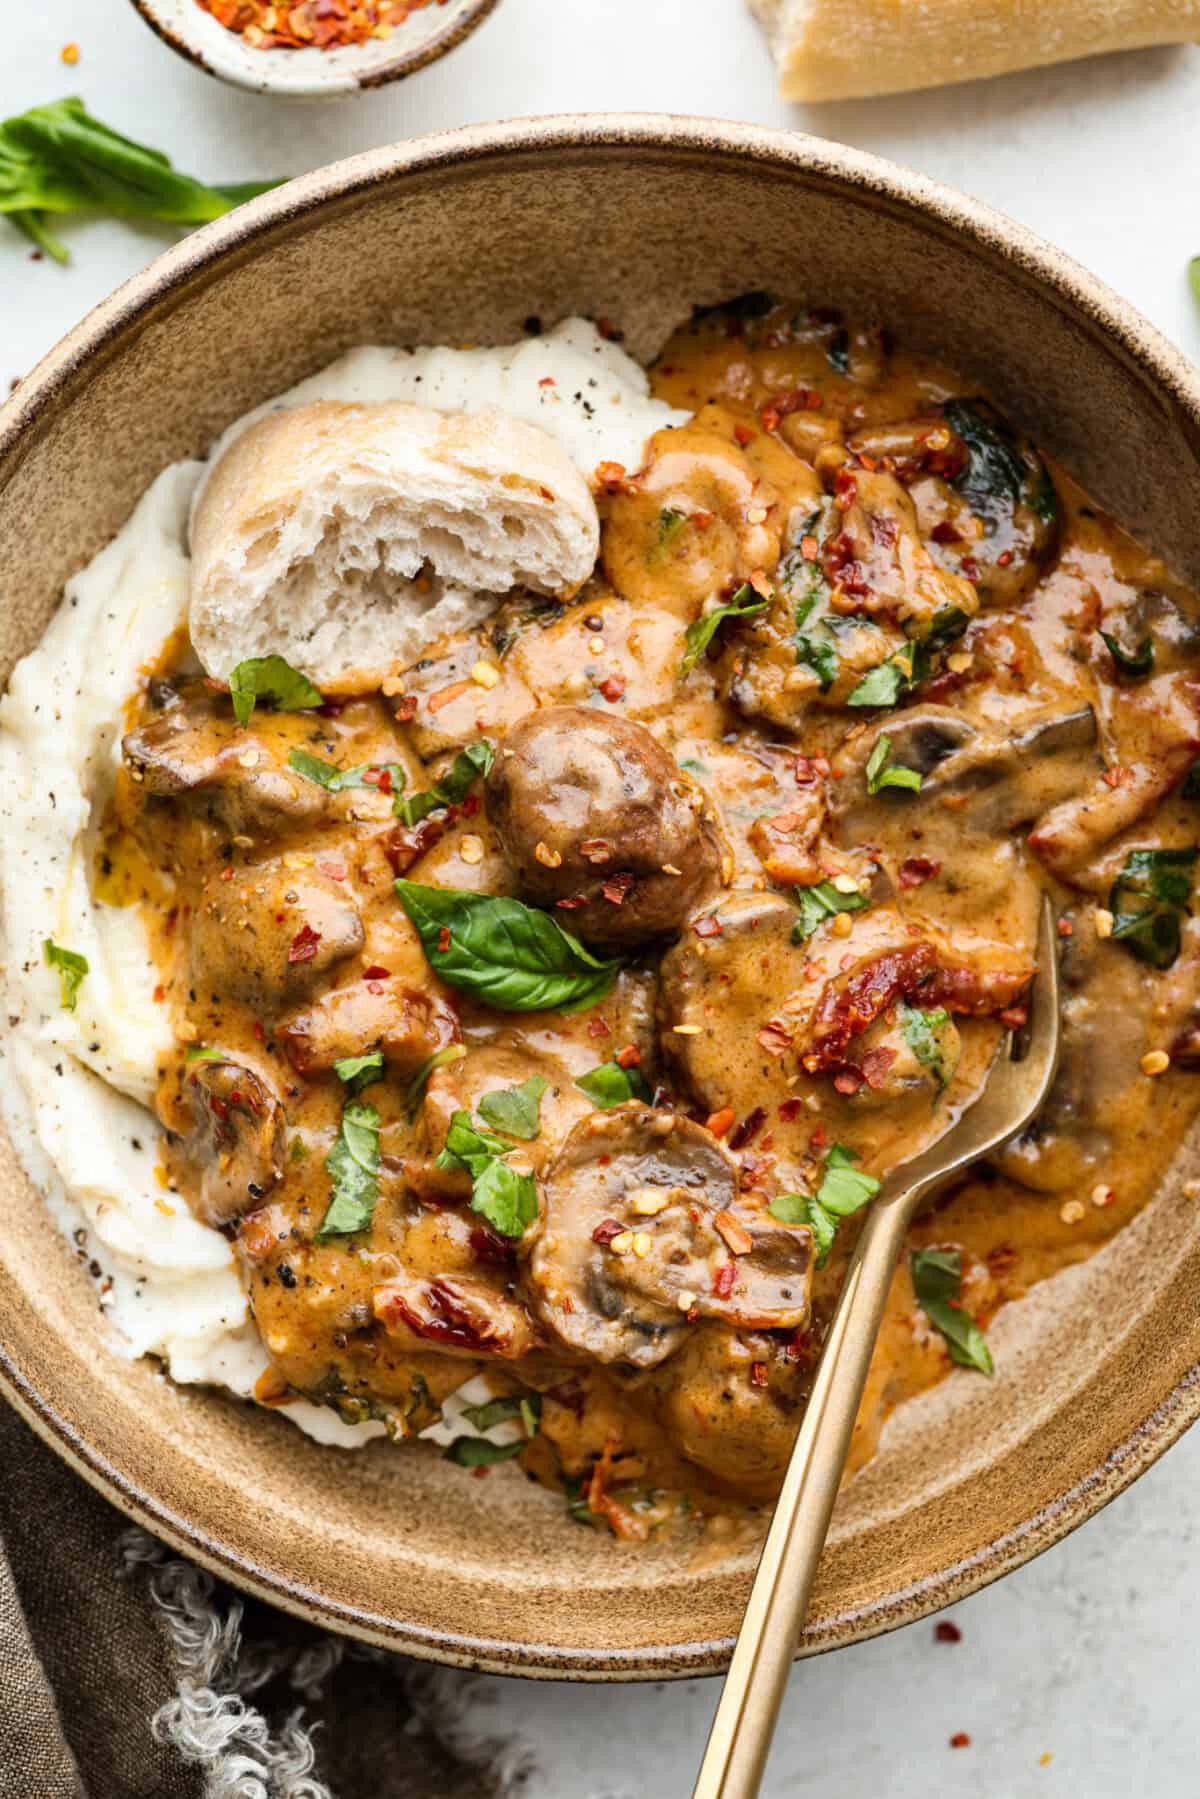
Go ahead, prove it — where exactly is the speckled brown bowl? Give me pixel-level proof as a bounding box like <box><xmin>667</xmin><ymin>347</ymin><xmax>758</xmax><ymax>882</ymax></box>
<box><xmin>2</xmin><ymin>116</ymin><xmax>1200</xmax><ymax>1679</ymax></box>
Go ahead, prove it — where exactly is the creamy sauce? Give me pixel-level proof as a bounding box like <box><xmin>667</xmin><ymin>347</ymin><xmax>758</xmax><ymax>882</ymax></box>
<box><xmin>11</xmin><ymin>299</ymin><xmax>1200</xmax><ymax>1534</ymax></box>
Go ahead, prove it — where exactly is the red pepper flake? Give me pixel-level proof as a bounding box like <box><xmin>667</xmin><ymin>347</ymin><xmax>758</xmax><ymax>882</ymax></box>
<box><xmin>793</xmin><ymin>755</ymin><xmax>820</xmax><ymax>787</ymax></box>
<box><xmin>935</xmin><ymin>1620</ymin><xmax>962</xmax><ymax>1643</ymax></box>
<box><xmin>615</xmin><ymin>1043</ymin><xmax>642</xmax><ymax>1069</ymax></box>
<box><xmin>800</xmin><ymin>533</ymin><xmax>819</xmax><ymax>561</ymax></box>
<box><xmin>199</xmin><ymin>0</ymin><xmax>440</xmax><ymax>51</ymax></box>
<box><xmin>833</xmin><ymin>468</ymin><xmax>859</xmax><ymax>512</ymax></box>
<box><xmin>461</xmin><ymin>792</ymin><xmax>481</xmax><ymax>818</ymax></box>
<box><xmin>592</xmin><ymin>1218</ymin><xmax>626</xmax><ymax>1247</ymax></box>
<box><xmin>930</xmin><ymin>520</ymin><xmax>962</xmax><ymax>545</ymax></box>
<box><xmin>756</xmin><ymin>1021</ymin><xmax>793</xmax><ymax>1057</ymax></box>
<box><xmin>317</xmin><ymin>857</ymin><xmax>347</xmax><ymax>881</ymax></box>
<box><xmin>704</xmin><ymin>1106</ymin><xmax>736</xmax><ymax>1138</ymax></box>
<box><xmin>394</xmin><ymin>695</ymin><xmax>418</xmax><ymax>722</ymax></box>
<box><xmin>252</xmin><ymin>1019</ymin><xmax>265</xmax><ymax>1042</ymax></box>
<box><xmin>587</xmin><ymin>1015</ymin><xmax>611</xmax><ymax>1038</ymax></box>
<box><xmin>436</xmin><ymin>926</ymin><xmax>452</xmax><ymax>955</ymax></box>
<box><xmin>778</xmin><ymin>1098</ymin><xmax>803</xmax><ymax>1122</ymax></box>
<box><xmin>538</xmin><ymin>376</ymin><xmax>556</xmax><ymax>388</ymax></box>
<box><xmin>961</xmin><ymin>557</ymin><xmax>981</xmax><ymax>581</ymax></box>
<box><xmin>949</xmin><ymin>1733</ymin><xmax>971</xmax><ymax>1750</ymax></box>
<box><xmin>760</xmin><ymin>405</ymin><xmax>782</xmax><ymax>433</ymax></box>
<box><xmin>601</xmin><ymin>872</ymin><xmax>635</xmax><ymax>906</ymax></box>
<box><xmin>693</xmin><ymin>914</ymin><xmax>724</xmax><ymax>939</ymax></box>
<box><xmin>691</xmin><ymin>508</ymin><xmax>716</xmax><ymax>530</ymax></box>
<box><xmin>594</xmin><ymin>460</ymin><xmax>629</xmax><ymax>491</ymax></box>
<box><xmin>809</xmin><ymin>1124</ymin><xmax>829</xmax><ymax>1154</ymax></box>
<box><xmin>750</xmin><ymin>1361</ymin><xmax>769</xmax><ymax>1389</ymax></box>
<box><xmin>219</xmin><ymin>865</ymin><xmax>234</xmax><ymax>882</ymax></box>
<box><xmin>713</xmin><ymin>1261</ymin><xmax>737</xmax><ymax>1298</ymax></box>
<box><xmin>597</xmin><ymin>671</ymin><xmax>626</xmax><ymax>703</ymax></box>
<box><xmin>555</xmin><ymin>894</ymin><xmax>588</xmax><ymax>910</ymax></box>
<box><xmin>427</xmin><ymin>680</ymin><xmax>470</xmax><ymax>715</ymax></box>
<box><xmin>733</xmin><ymin>423</ymin><xmax>756</xmax><ymax>446</ymax></box>
<box><xmin>1101</xmin><ymin>765</ymin><xmax>1136</xmax><ymax>789</ymax></box>
<box><xmin>362</xmin><ymin>964</ymin><xmax>391</xmax><ymax>980</ymax></box>
<box><xmin>859</xmin><ymin>1046</ymin><xmax>897</xmax><ymax>1091</ymax></box>
<box><xmin>833</xmin><ymin>1068</ymin><xmax>864</xmax><ymax>1095</ymax></box>
<box><xmin>287</xmin><ymin>923</ymin><xmax>321</xmax><ymax>964</ymax></box>
<box><xmin>152</xmin><ymin>983</ymin><xmax>166</xmax><ymax>1004</ymax></box>
<box><xmin>999</xmin><ymin>1005</ymin><xmax>1029</xmax><ymax>1030</ymax></box>
<box><xmin>1057</xmin><ymin>917</ymin><xmax>1074</xmax><ymax>938</ymax></box>
<box><xmin>997</xmin><ymin>549</ymin><xmax>1014</xmax><ymax>567</ymax></box>
<box><xmin>898</xmin><ymin>856</ymin><xmax>941</xmax><ymax>890</ymax></box>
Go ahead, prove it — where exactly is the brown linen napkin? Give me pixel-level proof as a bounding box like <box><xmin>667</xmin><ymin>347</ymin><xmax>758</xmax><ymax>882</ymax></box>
<box><xmin>0</xmin><ymin>1402</ymin><xmax>526</xmax><ymax>1799</ymax></box>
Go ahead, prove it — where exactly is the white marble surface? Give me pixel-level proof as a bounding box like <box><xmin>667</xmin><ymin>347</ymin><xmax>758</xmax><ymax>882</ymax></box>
<box><xmin>5</xmin><ymin>3</ymin><xmax>1200</xmax><ymax>1793</ymax></box>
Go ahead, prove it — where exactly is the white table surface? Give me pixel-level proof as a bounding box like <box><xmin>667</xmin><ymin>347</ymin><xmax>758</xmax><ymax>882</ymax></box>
<box><xmin>6</xmin><ymin>4</ymin><xmax>1200</xmax><ymax>1794</ymax></box>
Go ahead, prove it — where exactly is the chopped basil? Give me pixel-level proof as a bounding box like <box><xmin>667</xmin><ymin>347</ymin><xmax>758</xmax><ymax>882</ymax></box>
<box><xmin>942</xmin><ymin>397</ymin><xmax>1058</xmax><ymax>527</ymax></box>
<box><xmin>826</xmin><ymin>328</ymin><xmax>850</xmax><ymax>375</ymax></box>
<box><xmin>787</xmin><ymin>558</ymin><xmax>839</xmax><ymax>690</ymax></box>
<box><xmin>318</xmin><ymin>1101</ymin><xmax>381</xmax><ymax>1238</ymax></box>
<box><xmin>394</xmin><ymin>739</ymin><xmax>495</xmax><ymax>827</ymax></box>
<box><xmin>901</xmin><ymin>1004</ymin><xmax>957</xmax><ymax>1090</ymax></box>
<box><xmin>911</xmin><ymin>1246</ymin><xmax>994</xmax><ymax>1375</ymax></box>
<box><xmin>847</xmin><ymin>640</ymin><xmax>927</xmax><ymax>709</ymax></box>
<box><xmin>657</xmin><ymin>508</ymin><xmax>687</xmax><ymax>549</ymax></box>
<box><xmin>228</xmin><ymin>655</ymin><xmax>322</xmax><ymax>728</ymax></box>
<box><xmin>794</xmin><ymin>630</ymin><xmax>839</xmax><ymax>691</ymax></box>
<box><xmin>43</xmin><ymin>939</ymin><xmax>87</xmax><ymax>1011</ymax></box>
<box><xmin>769</xmin><ymin>1144</ymin><xmax>879</xmax><ymax>1269</ymax></box>
<box><xmin>1100</xmin><ymin>631</ymin><xmax>1155</xmax><ymax>679</ymax></box>
<box><xmin>791</xmin><ymin>880</ymin><xmax>869</xmax><ymax>943</ymax></box>
<box><xmin>395</xmin><ymin>881</ymin><xmax>619</xmax><ymax>1013</ymax></box>
<box><xmin>680</xmin><ymin>584</ymin><xmax>770</xmax><ymax>677</ymax></box>
<box><xmin>436</xmin><ymin>1109</ymin><xmax>538</xmax><ymax>1239</ymax></box>
<box><xmin>678</xmin><ymin>756</ymin><xmax>710</xmax><ymax>775</ymax></box>
<box><xmin>443</xmin><ymin>1436</ymin><xmax>525</xmax><ymax>1468</ymax></box>
<box><xmin>403</xmin><ymin>1042</ymin><xmax>466</xmax><ymax>1121</ymax></box>
<box><xmin>288</xmin><ymin>750</ymin><xmax>407</xmax><ymax>796</ymax></box>
<box><xmin>925</xmin><ymin>605</ymin><xmax>971</xmax><ymax>647</ymax></box>
<box><xmin>185</xmin><ymin>1044</ymin><xmax>226</xmax><ymax>1062</ymax></box>
<box><xmin>575</xmin><ymin>1061</ymin><xmax>652</xmax><ymax>1109</ymax></box>
<box><xmin>461</xmin><ymin>1393</ymin><xmax>538</xmax><ymax>1435</ymax></box>
<box><xmin>1108</xmin><ymin>847</ymin><xmax>1197</xmax><ymax>969</ymax></box>
<box><xmin>477</xmin><ymin>1075</ymin><xmax>549</xmax><ymax>1140</ymax></box>
<box><xmin>865</xmin><ymin>735</ymin><xmax>923</xmax><ymax>795</ymax></box>
<box><xmin>333</xmin><ymin>1050</ymin><xmax>385</xmax><ymax>1097</ymax></box>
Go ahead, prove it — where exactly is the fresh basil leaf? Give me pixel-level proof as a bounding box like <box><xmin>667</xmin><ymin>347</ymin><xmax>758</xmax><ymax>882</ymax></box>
<box><xmin>943</xmin><ymin>397</ymin><xmax>1057</xmax><ymax>529</ymax></box>
<box><xmin>395</xmin><ymin>882</ymin><xmax>619</xmax><ymax>1013</ymax></box>
<box><xmin>520</xmin><ymin>1395</ymin><xmax>541</xmax><ymax>1438</ymax></box>
<box><xmin>575</xmin><ymin>1061</ymin><xmax>652</xmax><ymax>1110</ymax></box>
<box><xmin>470</xmin><ymin>1157</ymin><xmax>539</xmax><ymax>1240</ymax></box>
<box><xmin>847</xmin><ymin>636</ymin><xmax>929</xmax><ymax>709</ymax></box>
<box><xmin>769</xmin><ymin>1190</ymin><xmax>838</xmax><ymax>1268</ymax></box>
<box><xmin>1109</xmin><ymin>847</ymin><xmax>1197</xmax><ymax>969</ymax></box>
<box><xmin>791</xmin><ymin>880</ymin><xmax>869</xmax><ymax>943</ymax></box>
<box><xmin>911</xmin><ymin>1246</ymin><xmax>994</xmax><ymax>1375</ymax></box>
<box><xmin>436</xmin><ymin>1110</ymin><xmax>512</xmax><ymax>1180</ymax></box>
<box><xmin>318</xmin><ymin>1101</ymin><xmax>380</xmax><ymax>1238</ymax></box>
<box><xmin>43</xmin><ymin>939</ymin><xmax>87</xmax><ymax>1011</ymax></box>
<box><xmin>403</xmin><ymin>1042</ymin><xmax>466</xmax><ymax>1121</ymax></box>
<box><xmin>288</xmin><ymin>750</ymin><xmax>407</xmax><ymax>796</ymax></box>
<box><xmin>393</xmin><ymin>739</ymin><xmax>494</xmax><ymax>825</ymax></box>
<box><xmin>461</xmin><ymin>1395</ymin><xmax>526</xmax><ymax>1433</ymax></box>
<box><xmin>680</xmin><ymin>584</ymin><xmax>770</xmax><ymax>677</ymax></box>
<box><xmin>658</xmin><ymin>508</ymin><xmax>687</xmax><ymax>549</ymax></box>
<box><xmin>229</xmin><ymin>655</ymin><xmax>322</xmax><ymax>728</ymax></box>
<box><xmin>925</xmin><ymin>605</ymin><xmax>970</xmax><ymax>647</ymax></box>
<box><xmin>901</xmin><ymin>1004</ymin><xmax>957</xmax><ymax>1090</ymax></box>
<box><xmin>443</xmin><ymin>1435</ymin><xmax>525</xmax><ymax>1468</ymax></box>
<box><xmin>865</xmin><ymin>735</ymin><xmax>924</xmax><ymax>795</ymax></box>
<box><xmin>333</xmin><ymin>1050</ymin><xmax>385</xmax><ymax>1097</ymax></box>
<box><xmin>477</xmin><ymin>1074</ymin><xmax>549</xmax><ymax>1140</ymax></box>
<box><xmin>185</xmin><ymin>1044</ymin><xmax>226</xmax><ymax>1062</ymax></box>
<box><xmin>678</xmin><ymin>757</ymin><xmax>710</xmax><ymax>775</ymax></box>
<box><xmin>794</xmin><ymin>632</ymin><xmax>839</xmax><ymax>691</ymax></box>
<box><xmin>1100</xmin><ymin>631</ymin><xmax>1155</xmax><ymax>679</ymax></box>
<box><xmin>815</xmin><ymin>1143</ymin><xmax>881</xmax><ymax>1217</ymax></box>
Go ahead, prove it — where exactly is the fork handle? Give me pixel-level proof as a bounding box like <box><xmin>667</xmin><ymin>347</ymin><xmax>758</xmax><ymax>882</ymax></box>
<box><xmin>692</xmin><ymin>1190</ymin><xmax>921</xmax><ymax>1799</ymax></box>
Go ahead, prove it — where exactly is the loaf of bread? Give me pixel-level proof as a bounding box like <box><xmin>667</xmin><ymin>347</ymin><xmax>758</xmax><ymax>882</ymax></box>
<box><xmin>189</xmin><ymin>399</ymin><xmax>599</xmax><ymax>694</ymax></box>
<box><xmin>748</xmin><ymin>0</ymin><xmax>1200</xmax><ymax>102</ymax></box>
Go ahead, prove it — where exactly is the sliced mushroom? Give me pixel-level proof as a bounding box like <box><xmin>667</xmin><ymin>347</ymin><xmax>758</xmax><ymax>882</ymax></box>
<box><xmin>484</xmin><ymin>706</ymin><xmax>723</xmax><ymax>950</ymax></box>
<box><xmin>652</xmin><ymin>1324</ymin><xmax>807</xmax><ymax>1497</ymax></box>
<box><xmin>123</xmin><ymin>689</ymin><xmax>329</xmax><ymax>838</ymax></box>
<box><xmin>190</xmin><ymin>863</ymin><xmax>364</xmax><ymax>1015</ymax></box>
<box><xmin>528</xmin><ymin>1107</ymin><xmax>812</xmax><ymax>1368</ymax></box>
<box><xmin>166</xmin><ymin>1059</ymin><xmax>286</xmax><ymax>1228</ymax></box>
<box><xmin>279</xmin><ymin>979</ymin><xmax>458</xmax><ymax>1076</ymax></box>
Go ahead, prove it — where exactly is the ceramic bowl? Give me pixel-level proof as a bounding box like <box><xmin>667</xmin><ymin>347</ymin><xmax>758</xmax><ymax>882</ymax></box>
<box><xmin>2</xmin><ymin>116</ymin><xmax>1200</xmax><ymax>1678</ymax></box>
<box><xmin>127</xmin><ymin>0</ymin><xmax>501</xmax><ymax>98</ymax></box>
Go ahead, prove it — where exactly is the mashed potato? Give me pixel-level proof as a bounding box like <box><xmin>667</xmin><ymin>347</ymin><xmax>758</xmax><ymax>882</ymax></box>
<box><xmin>0</xmin><ymin>320</ymin><xmax>686</xmax><ymax>1446</ymax></box>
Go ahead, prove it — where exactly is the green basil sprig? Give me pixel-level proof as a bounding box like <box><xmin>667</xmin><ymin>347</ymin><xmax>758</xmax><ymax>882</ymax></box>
<box><xmin>791</xmin><ymin>880</ymin><xmax>869</xmax><ymax>943</ymax></box>
<box><xmin>901</xmin><ymin>1004</ymin><xmax>958</xmax><ymax>1091</ymax></box>
<box><xmin>1100</xmin><ymin>631</ymin><xmax>1154</xmax><ymax>679</ymax></box>
<box><xmin>769</xmin><ymin>1144</ymin><xmax>880</xmax><ymax>1269</ymax></box>
<box><xmin>477</xmin><ymin>1075</ymin><xmax>549</xmax><ymax>1140</ymax></box>
<box><xmin>289</xmin><ymin>751</ymin><xmax>407</xmax><ymax>797</ymax></box>
<box><xmin>865</xmin><ymin>735</ymin><xmax>923</xmax><ymax>795</ymax></box>
<box><xmin>229</xmin><ymin>655</ymin><xmax>322</xmax><ymax>728</ymax></box>
<box><xmin>0</xmin><ymin>98</ymin><xmax>281</xmax><ymax>264</ymax></box>
<box><xmin>332</xmin><ymin>1051</ymin><xmax>385</xmax><ymax>1098</ymax></box>
<box><xmin>680</xmin><ymin>584</ymin><xmax>770</xmax><ymax>677</ymax></box>
<box><xmin>395</xmin><ymin>881</ymin><xmax>619</xmax><ymax>1013</ymax></box>
<box><xmin>911</xmin><ymin>1246</ymin><xmax>993</xmax><ymax>1375</ymax></box>
<box><xmin>1108</xmin><ymin>847</ymin><xmax>1197</xmax><ymax>969</ymax></box>
<box><xmin>43</xmin><ymin>939</ymin><xmax>88</xmax><ymax>1011</ymax></box>
<box><xmin>395</xmin><ymin>741</ymin><xmax>494</xmax><ymax>827</ymax></box>
<box><xmin>318</xmin><ymin>1102</ymin><xmax>381</xmax><ymax>1239</ymax></box>
<box><xmin>575</xmin><ymin>1061</ymin><xmax>652</xmax><ymax>1110</ymax></box>
<box><xmin>436</xmin><ymin>1110</ymin><xmax>538</xmax><ymax>1239</ymax></box>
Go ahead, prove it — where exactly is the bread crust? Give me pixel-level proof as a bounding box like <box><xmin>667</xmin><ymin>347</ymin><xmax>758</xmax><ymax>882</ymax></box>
<box><xmin>189</xmin><ymin>399</ymin><xmax>599</xmax><ymax>695</ymax></box>
<box><xmin>748</xmin><ymin>0</ymin><xmax>1200</xmax><ymax>102</ymax></box>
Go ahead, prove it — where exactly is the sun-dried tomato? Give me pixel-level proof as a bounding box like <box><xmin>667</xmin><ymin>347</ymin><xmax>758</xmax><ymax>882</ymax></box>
<box><xmin>287</xmin><ymin>922</ymin><xmax>322</xmax><ymax>964</ymax></box>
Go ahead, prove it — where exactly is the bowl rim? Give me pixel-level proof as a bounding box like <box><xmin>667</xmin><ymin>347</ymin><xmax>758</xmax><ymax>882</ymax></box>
<box><xmin>125</xmin><ymin>0</ymin><xmax>503</xmax><ymax>98</ymax></box>
<box><xmin>3</xmin><ymin>112</ymin><xmax>1200</xmax><ymax>1678</ymax></box>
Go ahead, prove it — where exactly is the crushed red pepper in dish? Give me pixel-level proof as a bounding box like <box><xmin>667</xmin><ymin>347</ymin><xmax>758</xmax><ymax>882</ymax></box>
<box><xmin>198</xmin><ymin>0</ymin><xmax>448</xmax><ymax>51</ymax></box>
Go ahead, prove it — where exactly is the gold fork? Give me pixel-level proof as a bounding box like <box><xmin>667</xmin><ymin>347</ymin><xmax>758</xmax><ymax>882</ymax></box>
<box><xmin>693</xmin><ymin>896</ymin><xmax>1061</xmax><ymax>1799</ymax></box>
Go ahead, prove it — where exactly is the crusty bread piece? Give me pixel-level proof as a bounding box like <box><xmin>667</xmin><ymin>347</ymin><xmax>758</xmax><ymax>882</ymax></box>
<box><xmin>748</xmin><ymin>0</ymin><xmax>1200</xmax><ymax>102</ymax></box>
<box><xmin>189</xmin><ymin>399</ymin><xmax>599</xmax><ymax>695</ymax></box>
